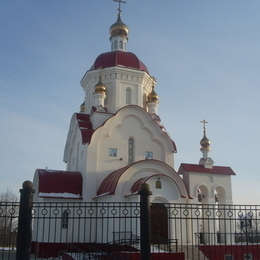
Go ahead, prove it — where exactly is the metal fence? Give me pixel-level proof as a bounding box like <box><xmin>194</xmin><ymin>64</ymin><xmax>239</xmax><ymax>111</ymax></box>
<box><xmin>1</xmin><ymin>184</ymin><xmax>260</xmax><ymax>259</ymax></box>
<box><xmin>0</xmin><ymin>202</ymin><xmax>19</xmax><ymax>260</ymax></box>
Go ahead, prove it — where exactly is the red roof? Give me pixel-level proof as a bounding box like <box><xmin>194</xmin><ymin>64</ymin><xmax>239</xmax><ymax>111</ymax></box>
<box><xmin>95</xmin><ymin>161</ymin><xmax>189</xmax><ymax>199</ymax></box>
<box><xmin>180</xmin><ymin>163</ymin><xmax>236</xmax><ymax>175</ymax></box>
<box><xmin>90</xmin><ymin>51</ymin><xmax>149</xmax><ymax>74</ymax></box>
<box><xmin>96</xmin><ymin>164</ymin><xmax>133</xmax><ymax>198</ymax></box>
<box><xmin>38</xmin><ymin>169</ymin><xmax>83</xmax><ymax>199</ymax></box>
<box><xmin>76</xmin><ymin>113</ymin><xmax>94</xmax><ymax>145</ymax></box>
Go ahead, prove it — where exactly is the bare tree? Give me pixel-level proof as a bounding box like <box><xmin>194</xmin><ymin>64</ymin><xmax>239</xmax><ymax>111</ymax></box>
<box><xmin>0</xmin><ymin>188</ymin><xmax>18</xmax><ymax>203</ymax></box>
<box><xmin>0</xmin><ymin>189</ymin><xmax>19</xmax><ymax>247</ymax></box>
<box><xmin>235</xmin><ymin>212</ymin><xmax>260</xmax><ymax>243</ymax></box>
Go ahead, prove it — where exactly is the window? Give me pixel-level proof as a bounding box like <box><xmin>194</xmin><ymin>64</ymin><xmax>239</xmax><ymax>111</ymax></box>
<box><xmin>128</xmin><ymin>138</ymin><xmax>134</xmax><ymax>164</ymax></box>
<box><xmin>145</xmin><ymin>151</ymin><xmax>153</xmax><ymax>159</ymax></box>
<box><xmin>114</xmin><ymin>40</ymin><xmax>118</xmax><ymax>50</ymax></box>
<box><xmin>109</xmin><ymin>148</ymin><xmax>117</xmax><ymax>157</ymax></box>
<box><xmin>155</xmin><ymin>178</ymin><xmax>161</xmax><ymax>189</ymax></box>
<box><xmin>126</xmin><ymin>88</ymin><xmax>131</xmax><ymax>104</ymax></box>
<box><xmin>119</xmin><ymin>40</ymin><xmax>123</xmax><ymax>49</ymax></box>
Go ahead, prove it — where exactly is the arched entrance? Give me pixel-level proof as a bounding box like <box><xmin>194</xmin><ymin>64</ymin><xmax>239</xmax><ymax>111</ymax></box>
<box><xmin>150</xmin><ymin>203</ymin><xmax>168</xmax><ymax>243</ymax></box>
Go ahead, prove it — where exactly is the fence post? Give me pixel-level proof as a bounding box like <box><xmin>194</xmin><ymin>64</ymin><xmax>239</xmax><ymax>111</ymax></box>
<box><xmin>16</xmin><ymin>181</ymin><xmax>35</xmax><ymax>260</ymax></box>
<box><xmin>138</xmin><ymin>183</ymin><xmax>152</xmax><ymax>260</ymax></box>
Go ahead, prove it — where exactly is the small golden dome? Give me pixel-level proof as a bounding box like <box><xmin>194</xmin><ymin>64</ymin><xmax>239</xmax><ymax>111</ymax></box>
<box><xmin>94</xmin><ymin>77</ymin><xmax>107</xmax><ymax>94</ymax></box>
<box><xmin>109</xmin><ymin>15</ymin><xmax>129</xmax><ymax>38</ymax></box>
<box><xmin>147</xmin><ymin>86</ymin><xmax>159</xmax><ymax>103</ymax></box>
<box><xmin>80</xmin><ymin>101</ymin><xmax>85</xmax><ymax>113</ymax></box>
<box><xmin>200</xmin><ymin>134</ymin><xmax>211</xmax><ymax>150</ymax></box>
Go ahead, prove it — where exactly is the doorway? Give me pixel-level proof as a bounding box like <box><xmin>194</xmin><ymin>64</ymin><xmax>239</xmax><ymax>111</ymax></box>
<box><xmin>150</xmin><ymin>203</ymin><xmax>168</xmax><ymax>243</ymax></box>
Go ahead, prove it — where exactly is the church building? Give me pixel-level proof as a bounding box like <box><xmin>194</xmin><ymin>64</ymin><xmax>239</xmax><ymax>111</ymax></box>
<box><xmin>32</xmin><ymin>4</ymin><xmax>235</xmax><ymax>211</ymax></box>
<box><xmin>30</xmin><ymin>5</ymin><xmax>239</xmax><ymax>258</ymax></box>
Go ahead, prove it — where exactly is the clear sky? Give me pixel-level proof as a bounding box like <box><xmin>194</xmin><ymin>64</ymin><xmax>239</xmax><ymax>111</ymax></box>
<box><xmin>1</xmin><ymin>0</ymin><xmax>260</xmax><ymax>204</ymax></box>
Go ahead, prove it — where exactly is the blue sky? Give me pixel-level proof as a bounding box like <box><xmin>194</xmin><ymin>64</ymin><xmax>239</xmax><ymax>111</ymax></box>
<box><xmin>1</xmin><ymin>1</ymin><xmax>260</xmax><ymax>204</ymax></box>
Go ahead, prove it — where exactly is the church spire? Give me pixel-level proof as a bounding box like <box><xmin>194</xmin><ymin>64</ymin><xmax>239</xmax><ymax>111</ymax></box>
<box><xmin>92</xmin><ymin>68</ymin><xmax>107</xmax><ymax>112</ymax></box>
<box><xmin>199</xmin><ymin>120</ymin><xmax>214</xmax><ymax>168</ymax></box>
<box><xmin>109</xmin><ymin>0</ymin><xmax>128</xmax><ymax>51</ymax></box>
<box><xmin>147</xmin><ymin>78</ymin><xmax>159</xmax><ymax>115</ymax></box>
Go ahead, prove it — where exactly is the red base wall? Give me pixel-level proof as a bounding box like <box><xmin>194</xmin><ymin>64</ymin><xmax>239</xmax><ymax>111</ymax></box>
<box><xmin>31</xmin><ymin>241</ymin><xmax>184</xmax><ymax>259</ymax></box>
<box><xmin>113</xmin><ymin>252</ymin><xmax>185</xmax><ymax>260</ymax></box>
<box><xmin>199</xmin><ymin>244</ymin><xmax>260</xmax><ymax>260</ymax></box>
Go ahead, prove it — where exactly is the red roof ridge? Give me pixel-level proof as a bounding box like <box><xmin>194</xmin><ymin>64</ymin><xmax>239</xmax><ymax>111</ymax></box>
<box><xmin>180</xmin><ymin>163</ymin><xmax>236</xmax><ymax>175</ymax></box>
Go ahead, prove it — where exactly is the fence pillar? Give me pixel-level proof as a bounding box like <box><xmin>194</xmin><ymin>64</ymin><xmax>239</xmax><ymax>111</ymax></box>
<box><xmin>16</xmin><ymin>181</ymin><xmax>35</xmax><ymax>260</ymax></box>
<box><xmin>138</xmin><ymin>183</ymin><xmax>152</xmax><ymax>260</ymax></box>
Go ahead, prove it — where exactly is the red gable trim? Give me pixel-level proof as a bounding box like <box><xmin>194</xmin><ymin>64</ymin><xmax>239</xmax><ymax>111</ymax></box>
<box><xmin>94</xmin><ymin>160</ymin><xmax>189</xmax><ymax>199</ymax></box>
<box><xmin>125</xmin><ymin>174</ymin><xmax>187</xmax><ymax>198</ymax></box>
<box><xmin>79</xmin><ymin>105</ymin><xmax>176</xmax><ymax>151</ymax></box>
<box><xmin>95</xmin><ymin>164</ymin><xmax>133</xmax><ymax>199</ymax></box>
<box><xmin>180</xmin><ymin>163</ymin><xmax>236</xmax><ymax>175</ymax></box>
<box><xmin>38</xmin><ymin>169</ymin><xmax>83</xmax><ymax>199</ymax></box>
<box><xmin>76</xmin><ymin>113</ymin><xmax>94</xmax><ymax>145</ymax></box>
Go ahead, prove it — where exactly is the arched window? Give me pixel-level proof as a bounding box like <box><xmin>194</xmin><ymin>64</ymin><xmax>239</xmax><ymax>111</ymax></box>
<box><xmin>155</xmin><ymin>178</ymin><xmax>161</xmax><ymax>189</ymax></box>
<box><xmin>128</xmin><ymin>138</ymin><xmax>134</xmax><ymax>164</ymax></box>
<box><xmin>126</xmin><ymin>88</ymin><xmax>131</xmax><ymax>104</ymax></box>
<box><xmin>119</xmin><ymin>40</ymin><xmax>123</xmax><ymax>50</ymax></box>
<box><xmin>114</xmin><ymin>40</ymin><xmax>118</xmax><ymax>50</ymax></box>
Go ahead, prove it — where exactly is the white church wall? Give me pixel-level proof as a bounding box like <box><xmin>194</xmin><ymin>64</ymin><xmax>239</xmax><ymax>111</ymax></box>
<box><xmin>90</xmin><ymin>111</ymin><xmax>114</xmax><ymax>130</ymax></box>
<box><xmin>184</xmin><ymin>172</ymin><xmax>233</xmax><ymax>204</ymax></box>
<box><xmin>85</xmin><ymin>107</ymin><xmax>175</xmax><ymax>189</ymax></box>
<box><xmin>81</xmin><ymin>66</ymin><xmax>153</xmax><ymax>114</ymax></box>
<box><xmin>66</xmin><ymin>127</ymin><xmax>86</xmax><ymax>172</ymax></box>
<box><xmin>148</xmin><ymin>177</ymin><xmax>185</xmax><ymax>203</ymax></box>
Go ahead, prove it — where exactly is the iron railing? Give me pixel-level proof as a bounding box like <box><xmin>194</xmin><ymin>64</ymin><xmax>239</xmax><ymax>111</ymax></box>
<box><xmin>0</xmin><ymin>202</ymin><xmax>19</xmax><ymax>260</ymax></box>
<box><xmin>2</xmin><ymin>183</ymin><xmax>260</xmax><ymax>259</ymax></box>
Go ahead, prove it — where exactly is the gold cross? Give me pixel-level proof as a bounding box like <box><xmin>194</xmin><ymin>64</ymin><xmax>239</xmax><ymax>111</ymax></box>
<box><xmin>200</xmin><ymin>119</ymin><xmax>208</xmax><ymax>131</ymax></box>
<box><xmin>113</xmin><ymin>0</ymin><xmax>126</xmax><ymax>14</ymax></box>
<box><xmin>98</xmin><ymin>66</ymin><xmax>103</xmax><ymax>79</ymax></box>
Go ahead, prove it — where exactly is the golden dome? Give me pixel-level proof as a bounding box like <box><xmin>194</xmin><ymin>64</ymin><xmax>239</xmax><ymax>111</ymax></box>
<box><xmin>147</xmin><ymin>86</ymin><xmax>159</xmax><ymax>103</ymax></box>
<box><xmin>80</xmin><ymin>101</ymin><xmax>85</xmax><ymax>113</ymax></box>
<box><xmin>94</xmin><ymin>77</ymin><xmax>107</xmax><ymax>94</ymax></box>
<box><xmin>200</xmin><ymin>134</ymin><xmax>211</xmax><ymax>150</ymax></box>
<box><xmin>109</xmin><ymin>15</ymin><xmax>129</xmax><ymax>38</ymax></box>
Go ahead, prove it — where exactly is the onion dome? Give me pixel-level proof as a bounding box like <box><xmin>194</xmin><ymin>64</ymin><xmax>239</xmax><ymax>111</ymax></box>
<box><xmin>200</xmin><ymin>133</ymin><xmax>211</xmax><ymax>150</ymax></box>
<box><xmin>90</xmin><ymin>51</ymin><xmax>149</xmax><ymax>74</ymax></box>
<box><xmin>94</xmin><ymin>77</ymin><xmax>107</xmax><ymax>94</ymax></box>
<box><xmin>80</xmin><ymin>101</ymin><xmax>85</xmax><ymax>113</ymax></box>
<box><xmin>109</xmin><ymin>15</ymin><xmax>129</xmax><ymax>39</ymax></box>
<box><xmin>147</xmin><ymin>86</ymin><xmax>159</xmax><ymax>103</ymax></box>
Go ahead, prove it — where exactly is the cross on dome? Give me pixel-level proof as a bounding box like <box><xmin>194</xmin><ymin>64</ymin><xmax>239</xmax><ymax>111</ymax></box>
<box><xmin>98</xmin><ymin>66</ymin><xmax>103</xmax><ymax>79</ymax></box>
<box><xmin>113</xmin><ymin>0</ymin><xmax>126</xmax><ymax>15</ymax></box>
<box><xmin>199</xmin><ymin>119</ymin><xmax>214</xmax><ymax>168</ymax></box>
<box><xmin>200</xmin><ymin>119</ymin><xmax>210</xmax><ymax>148</ymax></box>
<box><xmin>110</xmin><ymin>0</ymin><xmax>129</xmax><ymax>52</ymax></box>
<box><xmin>200</xmin><ymin>119</ymin><xmax>208</xmax><ymax>133</ymax></box>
